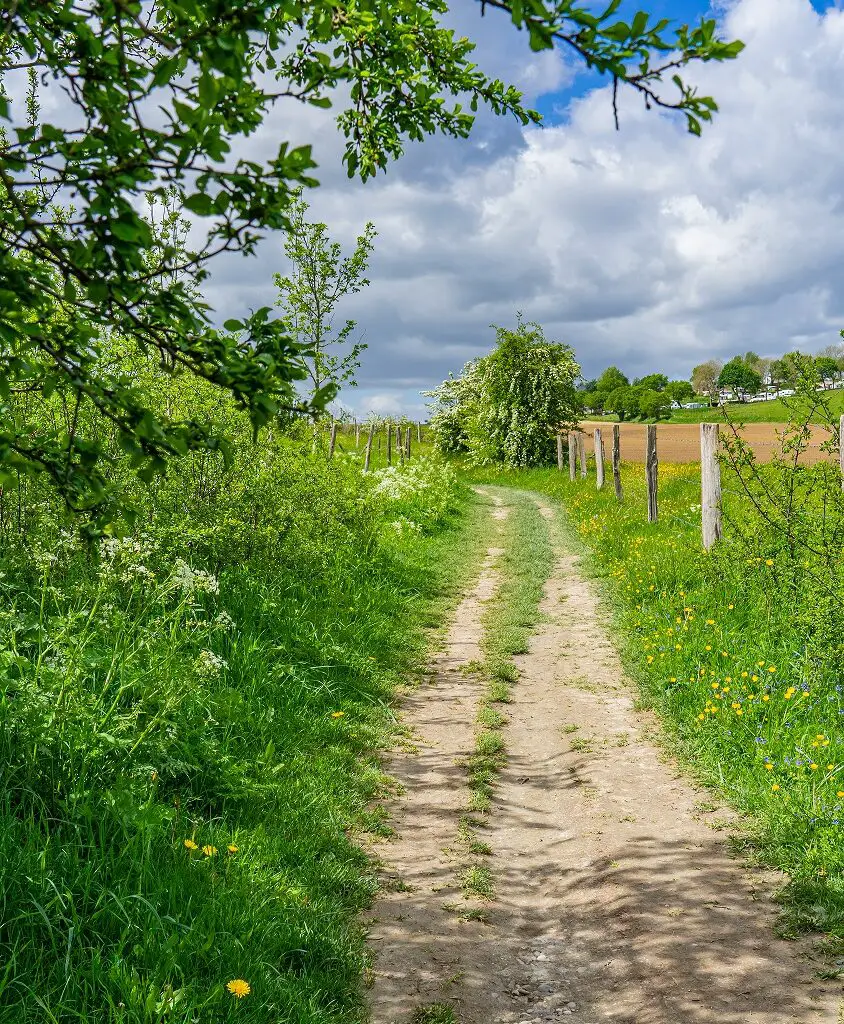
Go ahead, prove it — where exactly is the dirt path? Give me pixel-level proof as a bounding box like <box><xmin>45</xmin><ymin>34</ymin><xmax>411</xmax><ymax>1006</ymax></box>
<box><xmin>366</xmin><ymin>490</ymin><xmax>841</xmax><ymax>1024</ymax></box>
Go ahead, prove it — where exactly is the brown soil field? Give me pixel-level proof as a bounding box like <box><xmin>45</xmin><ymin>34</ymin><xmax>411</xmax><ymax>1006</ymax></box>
<box><xmin>579</xmin><ymin>421</ymin><xmax>835</xmax><ymax>465</ymax></box>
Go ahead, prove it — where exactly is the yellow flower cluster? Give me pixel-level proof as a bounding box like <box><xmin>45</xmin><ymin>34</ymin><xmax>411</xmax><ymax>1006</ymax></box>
<box><xmin>226</xmin><ymin>979</ymin><xmax>251</xmax><ymax>998</ymax></box>
<box><xmin>183</xmin><ymin>838</ymin><xmax>239</xmax><ymax>857</ymax></box>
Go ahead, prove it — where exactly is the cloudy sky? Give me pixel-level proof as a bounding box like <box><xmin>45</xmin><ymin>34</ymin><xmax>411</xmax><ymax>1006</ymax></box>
<box><xmin>210</xmin><ymin>0</ymin><xmax>844</xmax><ymax>419</ymax></box>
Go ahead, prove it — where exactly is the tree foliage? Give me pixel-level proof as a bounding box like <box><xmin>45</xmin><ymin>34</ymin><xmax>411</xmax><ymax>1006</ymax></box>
<box><xmin>427</xmin><ymin>318</ymin><xmax>581</xmax><ymax>466</ymax></box>
<box><xmin>0</xmin><ymin>1</ymin><xmax>743</xmax><ymax>516</ymax></box>
<box><xmin>596</xmin><ymin>366</ymin><xmax>629</xmax><ymax>395</ymax></box>
<box><xmin>717</xmin><ymin>356</ymin><xmax>762</xmax><ymax>402</ymax></box>
<box><xmin>691</xmin><ymin>359</ymin><xmax>723</xmax><ymax>404</ymax></box>
<box><xmin>273</xmin><ymin>194</ymin><xmax>376</xmax><ymax>406</ymax></box>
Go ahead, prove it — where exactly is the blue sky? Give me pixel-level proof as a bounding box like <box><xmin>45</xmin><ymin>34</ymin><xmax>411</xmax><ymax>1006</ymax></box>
<box><xmin>534</xmin><ymin>0</ymin><xmax>840</xmax><ymax>120</ymax></box>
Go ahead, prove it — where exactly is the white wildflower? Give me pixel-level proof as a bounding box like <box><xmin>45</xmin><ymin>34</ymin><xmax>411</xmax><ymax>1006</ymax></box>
<box><xmin>195</xmin><ymin>649</ymin><xmax>227</xmax><ymax>678</ymax></box>
<box><xmin>172</xmin><ymin>559</ymin><xmax>219</xmax><ymax>596</ymax></box>
<box><xmin>213</xmin><ymin>610</ymin><xmax>235</xmax><ymax>630</ymax></box>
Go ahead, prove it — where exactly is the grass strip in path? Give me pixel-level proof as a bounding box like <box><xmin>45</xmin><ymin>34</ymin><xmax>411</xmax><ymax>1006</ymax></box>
<box><xmin>457</xmin><ymin>489</ymin><xmax>554</xmax><ymax>908</ymax></box>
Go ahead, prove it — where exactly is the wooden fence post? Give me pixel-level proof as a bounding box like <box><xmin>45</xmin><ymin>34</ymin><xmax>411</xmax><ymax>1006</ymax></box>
<box><xmin>386</xmin><ymin>422</ymin><xmax>392</xmax><ymax>466</ymax></box>
<box><xmin>556</xmin><ymin>433</ymin><xmax>564</xmax><ymax>472</ymax></box>
<box><xmin>355</xmin><ymin>420</ymin><xmax>360</xmax><ymax>447</ymax></box>
<box><xmin>612</xmin><ymin>424</ymin><xmax>623</xmax><ymax>501</ymax></box>
<box><xmin>417</xmin><ymin>421</ymin><xmax>422</xmax><ymax>443</ymax></box>
<box><xmin>405</xmin><ymin>426</ymin><xmax>411</xmax><ymax>460</ymax></box>
<box><xmin>578</xmin><ymin>432</ymin><xmax>587</xmax><ymax>479</ymax></box>
<box><xmin>700</xmin><ymin>423</ymin><xmax>722</xmax><ymax>550</ymax></box>
<box><xmin>363</xmin><ymin>422</ymin><xmax>375</xmax><ymax>472</ymax></box>
<box><xmin>646</xmin><ymin>424</ymin><xmax>658</xmax><ymax>523</ymax></box>
<box><xmin>328</xmin><ymin>421</ymin><xmax>338</xmax><ymax>459</ymax></box>
<box><xmin>568</xmin><ymin>432</ymin><xmax>576</xmax><ymax>482</ymax></box>
<box><xmin>594</xmin><ymin>428</ymin><xmax>605</xmax><ymax>490</ymax></box>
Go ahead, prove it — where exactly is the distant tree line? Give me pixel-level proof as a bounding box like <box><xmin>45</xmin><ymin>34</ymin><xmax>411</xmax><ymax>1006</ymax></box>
<box><xmin>581</xmin><ymin>343</ymin><xmax>844</xmax><ymax>419</ymax></box>
<box><xmin>691</xmin><ymin>346</ymin><xmax>844</xmax><ymax>405</ymax></box>
<box><xmin>578</xmin><ymin>367</ymin><xmax>694</xmax><ymax>421</ymax></box>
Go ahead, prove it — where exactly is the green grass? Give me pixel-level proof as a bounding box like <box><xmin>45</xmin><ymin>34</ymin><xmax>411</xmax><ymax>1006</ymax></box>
<box><xmin>469</xmin><ymin>462</ymin><xmax>844</xmax><ymax>938</ymax></box>
<box><xmin>584</xmin><ymin>389</ymin><xmax>844</xmax><ymax>424</ymax></box>
<box><xmin>0</xmin><ymin>441</ymin><xmax>478</xmax><ymax>1022</ymax></box>
<box><xmin>667</xmin><ymin>390</ymin><xmax>844</xmax><ymax>423</ymax></box>
<box><xmin>411</xmin><ymin>1003</ymin><xmax>459</xmax><ymax>1024</ymax></box>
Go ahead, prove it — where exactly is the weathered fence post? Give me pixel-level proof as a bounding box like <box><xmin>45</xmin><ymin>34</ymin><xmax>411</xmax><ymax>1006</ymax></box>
<box><xmin>405</xmin><ymin>425</ymin><xmax>411</xmax><ymax>460</ymax></box>
<box><xmin>386</xmin><ymin>422</ymin><xmax>392</xmax><ymax>466</ymax></box>
<box><xmin>363</xmin><ymin>422</ymin><xmax>375</xmax><ymax>472</ymax></box>
<box><xmin>568</xmin><ymin>432</ymin><xmax>576</xmax><ymax>482</ymax></box>
<box><xmin>646</xmin><ymin>424</ymin><xmax>658</xmax><ymax>523</ymax></box>
<box><xmin>578</xmin><ymin>432</ymin><xmax>587</xmax><ymax>479</ymax></box>
<box><xmin>355</xmin><ymin>420</ymin><xmax>360</xmax><ymax>447</ymax></box>
<box><xmin>556</xmin><ymin>433</ymin><xmax>564</xmax><ymax>472</ymax></box>
<box><xmin>612</xmin><ymin>424</ymin><xmax>623</xmax><ymax>501</ymax></box>
<box><xmin>840</xmin><ymin>414</ymin><xmax>844</xmax><ymax>491</ymax></box>
<box><xmin>594</xmin><ymin>428</ymin><xmax>605</xmax><ymax>490</ymax></box>
<box><xmin>328</xmin><ymin>421</ymin><xmax>338</xmax><ymax>459</ymax></box>
<box><xmin>700</xmin><ymin>423</ymin><xmax>722</xmax><ymax>550</ymax></box>
<box><xmin>417</xmin><ymin>421</ymin><xmax>422</xmax><ymax>443</ymax></box>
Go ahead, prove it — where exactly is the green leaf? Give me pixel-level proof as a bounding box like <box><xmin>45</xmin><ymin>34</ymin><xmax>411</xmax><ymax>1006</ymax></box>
<box><xmin>603</xmin><ymin>21</ymin><xmax>631</xmax><ymax>42</ymax></box>
<box><xmin>631</xmin><ymin>11</ymin><xmax>648</xmax><ymax>37</ymax></box>
<box><xmin>183</xmin><ymin>193</ymin><xmax>213</xmax><ymax>216</ymax></box>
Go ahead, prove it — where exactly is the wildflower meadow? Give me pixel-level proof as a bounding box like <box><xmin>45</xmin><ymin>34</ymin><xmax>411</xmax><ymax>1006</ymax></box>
<box><xmin>0</xmin><ymin>422</ymin><xmax>470</xmax><ymax>1021</ymax></box>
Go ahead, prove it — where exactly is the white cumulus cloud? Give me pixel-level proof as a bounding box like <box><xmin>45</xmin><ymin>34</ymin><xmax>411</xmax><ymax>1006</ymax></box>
<box><xmin>208</xmin><ymin>0</ymin><xmax>844</xmax><ymax>418</ymax></box>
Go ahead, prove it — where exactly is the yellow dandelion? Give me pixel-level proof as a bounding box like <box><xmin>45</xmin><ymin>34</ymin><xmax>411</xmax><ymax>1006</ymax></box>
<box><xmin>226</xmin><ymin>979</ymin><xmax>251</xmax><ymax>999</ymax></box>
<box><xmin>765</xmin><ymin>764</ymin><xmax>774</xmax><ymax>771</ymax></box>
<box><xmin>771</xmin><ymin>784</ymin><xmax>780</xmax><ymax>792</ymax></box>
<box><xmin>728</xmin><ymin>603</ymin><xmax>734</xmax><ymax>609</ymax></box>
<box><xmin>762</xmin><ymin>695</ymin><xmax>770</xmax><ymax>702</ymax></box>
<box><xmin>227</xmin><ymin>844</ymin><xmax>239</xmax><ymax>854</ymax></box>
<box><xmin>837</xmin><ymin>792</ymin><xmax>844</xmax><ymax>799</ymax></box>
<box><xmin>765</xmin><ymin>559</ymin><xmax>774</xmax><ymax>566</ymax></box>
<box><xmin>705</xmin><ymin>644</ymin><xmax>712</xmax><ymax>651</ymax></box>
<box><xmin>697</xmin><ymin>714</ymin><xmax>706</xmax><ymax>721</ymax></box>
<box><xmin>768</xmin><ymin>666</ymin><xmax>776</xmax><ymax>673</ymax></box>
<box><xmin>331</xmin><ymin>711</ymin><xmax>345</xmax><ymax>719</ymax></box>
<box><xmin>184</xmin><ymin>839</ymin><xmax>198</xmax><ymax>851</ymax></box>
<box><xmin>810</xmin><ymin>764</ymin><xmax>818</xmax><ymax>771</ymax></box>
<box><xmin>202</xmin><ymin>845</ymin><xmax>217</xmax><ymax>857</ymax></box>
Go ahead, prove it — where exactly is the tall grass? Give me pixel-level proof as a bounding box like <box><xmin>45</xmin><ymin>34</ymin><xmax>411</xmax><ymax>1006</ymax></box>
<box><xmin>0</xmin><ymin>429</ymin><xmax>473</xmax><ymax>1022</ymax></box>
<box><xmin>469</xmin><ymin>460</ymin><xmax>844</xmax><ymax>937</ymax></box>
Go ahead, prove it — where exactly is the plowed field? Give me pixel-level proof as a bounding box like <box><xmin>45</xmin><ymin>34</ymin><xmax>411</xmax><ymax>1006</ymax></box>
<box><xmin>579</xmin><ymin>421</ymin><xmax>835</xmax><ymax>464</ymax></box>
